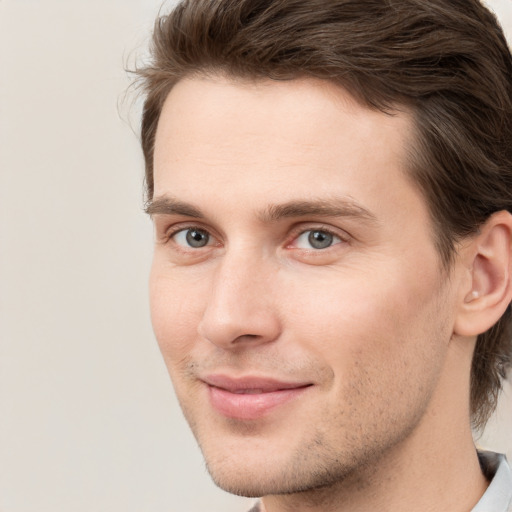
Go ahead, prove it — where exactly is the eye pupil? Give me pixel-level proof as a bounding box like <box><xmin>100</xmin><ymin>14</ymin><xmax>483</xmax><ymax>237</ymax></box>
<box><xmin>308</xmin><ymin>230</ymin><xmax>333</xmax><ymax>249</ymax></box>
<box><xmin>186</xmin><ymin>229</ymin><xmax>209</xmax><ymax>248</ymax></box>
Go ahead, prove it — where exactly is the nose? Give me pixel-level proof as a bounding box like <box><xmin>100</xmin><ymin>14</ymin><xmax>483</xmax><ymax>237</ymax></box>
<box><xmin>197</xmin><ymin>252</ymin><xmax>282</xmax><ymax>349</ymax></box>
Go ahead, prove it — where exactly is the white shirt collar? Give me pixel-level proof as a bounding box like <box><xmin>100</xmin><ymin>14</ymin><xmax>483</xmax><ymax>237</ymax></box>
<box><xmin>472</xmin><ymin>452</ymin><xmax>512</xmax><ymax>512</ymax></box>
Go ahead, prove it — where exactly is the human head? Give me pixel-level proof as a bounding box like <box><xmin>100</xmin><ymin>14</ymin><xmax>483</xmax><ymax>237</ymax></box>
<box><xmin>137</xmin><ymin>0</ymin><xmax>512</xmax><ymax>429</ymax></box>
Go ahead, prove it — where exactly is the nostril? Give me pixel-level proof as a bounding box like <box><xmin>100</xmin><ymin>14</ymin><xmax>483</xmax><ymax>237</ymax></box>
<box><xmin>234</xmin><ymin>333</ymin><xmax>262</xmax><ymax>342</ymax></box>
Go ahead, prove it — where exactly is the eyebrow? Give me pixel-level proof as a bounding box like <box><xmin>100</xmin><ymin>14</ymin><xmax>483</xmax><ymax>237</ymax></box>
<box><xmin>145</xmin><ymin>195</ymin><xmax>378</xmax><ymax>224</ymax></box>
<box><xmin>259</xmin><ymin>199</ymin><xmax>377</xmax><ymax>223</ymax></box>
<box><xmin>145</xmin><ymin>197</ymin><xmax>204</xmax><ymax>218</ymax></box>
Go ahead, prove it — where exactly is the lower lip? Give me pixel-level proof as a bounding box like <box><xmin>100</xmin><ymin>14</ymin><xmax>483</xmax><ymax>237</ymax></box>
<box><xmin>208</xmin><ymin>385</ymin><xmax>310</xmax><ymax>420</ymax></box>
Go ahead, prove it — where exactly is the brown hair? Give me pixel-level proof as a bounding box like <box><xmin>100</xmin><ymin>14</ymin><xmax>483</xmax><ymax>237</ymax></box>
<box><xmin>137</xmin><ymin>0</ymin><xmax>512</xmax><ymax>429</ymax></box>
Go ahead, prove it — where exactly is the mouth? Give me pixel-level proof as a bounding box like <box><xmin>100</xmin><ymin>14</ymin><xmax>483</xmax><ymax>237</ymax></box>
<box><xmin>202</xmin><ymin>374</ymin><xmax>313</xmax><ymax>420</ymax></box>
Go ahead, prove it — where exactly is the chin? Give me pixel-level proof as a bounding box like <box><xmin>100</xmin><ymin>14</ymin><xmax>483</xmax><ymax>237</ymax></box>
<box><xmin>208</xmin><ymin>468</ymin><xmax>269</xmax><ymax>498</ymax></box>
<box><xmin>198</xmin><ymin>434</ymin><xmax>364</xmax><ymax>499</ymax></box>
<box><xmin>198</xmin><ymin>438</ymin><xmax>283</xmax><ymax>497</ymax></box>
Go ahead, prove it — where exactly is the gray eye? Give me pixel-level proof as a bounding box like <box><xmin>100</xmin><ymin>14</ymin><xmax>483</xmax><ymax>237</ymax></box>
<box><xmin>184</xmin><ymin>228</ymin><xmax>210</xmax><ymax>248</ymax></box>
<box><xmin>308</xmin><ymin>230</ymin><xmax>334</xmax><ymax>249</ymax></box>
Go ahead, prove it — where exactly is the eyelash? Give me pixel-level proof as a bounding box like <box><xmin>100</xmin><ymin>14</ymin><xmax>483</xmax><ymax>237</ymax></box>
<box><xmin>162</xmin><ymin>223</ymin><xmax>349</xmax><ymax>251</ymax></box>
<box><xmin>287</xmin><ymin>225</ymin><xmax>348</xmax><ymax>250</ymax></box>
<box><xmin>163</xmin><ymin>224</ymin><xmax>216</xmax><ymax>246</ymax></box>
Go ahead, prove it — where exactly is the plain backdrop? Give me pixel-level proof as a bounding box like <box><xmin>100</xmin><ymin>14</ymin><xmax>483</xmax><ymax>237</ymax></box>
<box><xmin>0</xmin><ymin>1</ymin><xmax>511</xmax><ymax>511</ymax></box>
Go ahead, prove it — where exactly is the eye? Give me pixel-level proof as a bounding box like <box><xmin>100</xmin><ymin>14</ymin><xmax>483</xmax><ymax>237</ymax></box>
<box><xmin>294</xmin><ymin>229</ymin><xmax>342</xmax><ymax>250</ymax></box>
<box><xmin>173</xmin><ymin>228</ymin><xmax>211</xmax><ymax>248</ymax></box>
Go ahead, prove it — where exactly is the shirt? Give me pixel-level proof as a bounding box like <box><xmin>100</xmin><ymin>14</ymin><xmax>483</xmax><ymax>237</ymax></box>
<box><xmin>473</xmin><ymin>451</ymin><xmax>512</xmax><ymax>512</ymax></box>
<box><xmin>247</xmin><ymin>451</ymin><xmax>512</xmax><ymax>512</ymax></box>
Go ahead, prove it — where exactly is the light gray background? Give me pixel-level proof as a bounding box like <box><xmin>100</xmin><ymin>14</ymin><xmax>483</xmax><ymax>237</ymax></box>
<box><xmin>0</xmin><ymin>1</ymin><xmax>511</xmax><ymax>511</ymax></box>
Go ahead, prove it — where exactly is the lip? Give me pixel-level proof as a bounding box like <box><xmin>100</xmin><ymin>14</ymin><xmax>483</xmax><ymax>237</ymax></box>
<box><xmin>203</xmin><ymin>374</ymin><xmax>312</xmax><ymax>420</ymax></box>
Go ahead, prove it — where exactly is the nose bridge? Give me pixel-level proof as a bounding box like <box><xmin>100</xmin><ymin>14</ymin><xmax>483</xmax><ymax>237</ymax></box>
<box><xmin>198</xmin><ymin>246</ymin><xmax>280</xmax><ymax>348</ymax></box>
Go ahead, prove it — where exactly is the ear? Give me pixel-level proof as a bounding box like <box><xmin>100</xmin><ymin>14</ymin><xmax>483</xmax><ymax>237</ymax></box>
<box><xmin>454</xmin><ymin>210</ymin><xmax>512</xmax><ymax>337</ymax></box>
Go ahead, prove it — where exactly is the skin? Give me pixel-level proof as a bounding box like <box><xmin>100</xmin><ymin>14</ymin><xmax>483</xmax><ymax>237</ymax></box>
<box><xmin>149</xmin><ymin>76</ymin><xmax>490</xmax><ymax>511</ymax></box>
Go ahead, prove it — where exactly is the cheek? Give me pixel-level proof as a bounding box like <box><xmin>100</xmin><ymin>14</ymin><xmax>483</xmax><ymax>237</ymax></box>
<box><xmin>149</xmin><ymin>265</ymin><xmax>208</xmax><ymax>361</ymax></box>
<box><xmin>288</xmin><ymin>273</ymin><xmax>451</xmax><ymax>444</ymax></box>
<box><xmin>282</xmin><ymin>262</ymin><xmax>449</xmax><ymax>374</ymax></box>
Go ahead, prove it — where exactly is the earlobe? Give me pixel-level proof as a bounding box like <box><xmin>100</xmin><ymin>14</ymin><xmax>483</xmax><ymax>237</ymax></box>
<box><xmin>454</xmin><ymin>210</ymin><xmax>512</xmax><ymax>337</ymax></box>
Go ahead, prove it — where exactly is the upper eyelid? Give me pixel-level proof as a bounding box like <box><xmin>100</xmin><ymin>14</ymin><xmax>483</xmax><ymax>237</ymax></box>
<box><xmin>156</xmin><ymin>220</ymin><xmax>351</xmax><ymax>245</ymax></box>
<box><xmin>288</xmin><ymin>229</ymin><xmax>346</xmax><ymax>250</ymax></box>
<box><xmin>296</xmin><ymin>229</ymin><xmax>343</xmax><ymax>240</ymax></box>
<box><xmin>166</xmin><ymin>224</ymin><xmax>209</xmax><ymax>236</ymax></box>
<box><xmin>287</xmin><ymin>223</ymin><xmax>351</xmax><ymax>242</ymax></box>
<box><xmin>164</xmin><ymin>224</ymin><xmax>224</xmax><ymax>251</ymax></box>
<box><xmin>159</xmin><ymin>221</ymin><xmax>213</xmax><ymax>238</ymax></box>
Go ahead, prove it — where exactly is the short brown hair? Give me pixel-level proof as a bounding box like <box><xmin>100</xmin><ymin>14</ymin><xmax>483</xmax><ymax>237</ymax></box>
<box><xmin>136</xmin><ymin>0</ymin><xmax>512</xmax><ymax>429</ymax></box>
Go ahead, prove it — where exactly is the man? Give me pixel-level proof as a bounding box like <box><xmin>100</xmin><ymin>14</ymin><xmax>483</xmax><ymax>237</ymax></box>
<box><xmin>137</xmin><ymin>0</ymin><xmax>512</xmax><ymax>510</ymax></box>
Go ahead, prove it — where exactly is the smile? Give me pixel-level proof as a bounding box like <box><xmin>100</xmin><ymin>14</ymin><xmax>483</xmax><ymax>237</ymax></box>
<box><xmin>203</xmin><ymin>375</ymin><xmax>313</xmax><ymax>420</ymax></box>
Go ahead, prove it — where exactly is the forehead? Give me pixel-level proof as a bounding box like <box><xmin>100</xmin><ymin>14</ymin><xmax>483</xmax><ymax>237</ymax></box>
<box><xmin>152</xmin><ymin>76</ymin><xmax>421</xmax><ymax>223</ymax></box>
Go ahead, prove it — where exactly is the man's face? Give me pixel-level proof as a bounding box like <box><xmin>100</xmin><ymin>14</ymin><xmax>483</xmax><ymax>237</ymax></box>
<box><xmin>149</xmin><ymin>77</ymin><xmax>459</xmax><ymax>496</ymax></box>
